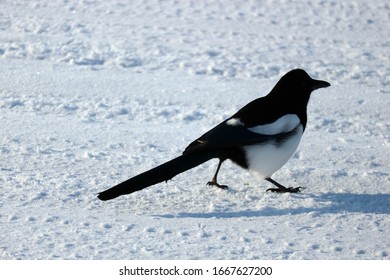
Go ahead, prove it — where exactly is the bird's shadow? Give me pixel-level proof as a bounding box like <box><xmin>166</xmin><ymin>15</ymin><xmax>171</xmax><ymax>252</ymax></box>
<box><xmin>156</xmin><ymin>193</ymin><xmax>390</xmax><ymax>219</ymax></box>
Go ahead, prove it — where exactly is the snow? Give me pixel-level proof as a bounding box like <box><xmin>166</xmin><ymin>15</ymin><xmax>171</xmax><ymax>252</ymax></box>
<box><xmin>0</xmin><ymin>0</ymin><xmax>389</xmax><ymax>260</ymax></box>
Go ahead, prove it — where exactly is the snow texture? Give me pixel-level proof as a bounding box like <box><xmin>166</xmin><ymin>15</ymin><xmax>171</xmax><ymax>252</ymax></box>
<box><xmin>0</xmin><ymin>0</ymin><xmax>389</xmax><ymax>260</ymax></box>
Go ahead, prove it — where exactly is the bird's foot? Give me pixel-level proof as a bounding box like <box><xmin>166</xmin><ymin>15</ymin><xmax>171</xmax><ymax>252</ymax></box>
<box><xmin>207</xmin><ymin>180</ymin><xmax>228</xmax><ymax>190</ymax></box>
<box><xmin>266</xmin><ymin>186</ymin><xmax>303</xmax><ymax>193</ymax></box>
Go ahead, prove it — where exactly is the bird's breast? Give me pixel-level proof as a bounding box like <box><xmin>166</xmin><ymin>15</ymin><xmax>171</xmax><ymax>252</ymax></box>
<box><xmin>244</xmin><ymin>124</ymin><xmax>303</xmax><ymax>179</ymax></box>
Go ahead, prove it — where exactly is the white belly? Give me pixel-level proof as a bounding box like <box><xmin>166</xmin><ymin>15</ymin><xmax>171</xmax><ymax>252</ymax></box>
<box><xmin>244</xmin><ymin>124</ymin><xmax>303</xmax><ymax>178</ymax></box>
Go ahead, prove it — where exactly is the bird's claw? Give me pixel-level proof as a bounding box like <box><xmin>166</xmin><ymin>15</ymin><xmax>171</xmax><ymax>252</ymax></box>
<box><xmin>207</xmin><ymin>181</ymin><xmax>228</xmax><ymax>190</ymax></box>
<box><xmin>266</xmin><ymin>186</ymin><xmax>303</xmax><ymax>193</ymax></box>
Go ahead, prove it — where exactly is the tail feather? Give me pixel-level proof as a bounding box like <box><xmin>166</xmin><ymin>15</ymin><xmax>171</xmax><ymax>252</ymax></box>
<box><xmin>97</xmin><ymin>151</ymin><xmax>217</xmax><ymax>201</ymax></box>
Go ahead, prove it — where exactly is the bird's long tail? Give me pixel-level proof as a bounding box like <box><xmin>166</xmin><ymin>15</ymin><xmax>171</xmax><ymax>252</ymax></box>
<box><xmin>97</xmin><ymin>150</ymin><xmax>218</xmax><ymax>201</ymax></box>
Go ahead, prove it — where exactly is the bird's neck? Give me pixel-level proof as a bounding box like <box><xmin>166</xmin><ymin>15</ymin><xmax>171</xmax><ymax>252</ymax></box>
<box><xmin>268</xmin><ymin>93</ymin><xmax>309</xmax><ymax>130</ymax></box>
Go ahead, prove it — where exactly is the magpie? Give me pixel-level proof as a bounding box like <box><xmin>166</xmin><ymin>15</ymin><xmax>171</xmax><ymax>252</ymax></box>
<box><xmin>98</xmin><ymin>69</ymin><xmax>330</xmax><ymax>201</ymax></box>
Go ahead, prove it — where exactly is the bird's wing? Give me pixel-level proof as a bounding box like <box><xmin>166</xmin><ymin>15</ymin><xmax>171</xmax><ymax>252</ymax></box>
<box><xmin>183</xmin><ymin>114</ymin><xmax>301</xmax><ymax>154</ymax></box>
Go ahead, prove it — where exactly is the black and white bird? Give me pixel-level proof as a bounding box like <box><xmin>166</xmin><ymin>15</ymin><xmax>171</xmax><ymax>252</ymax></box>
<box><xmin>98</xmin><ymin>69</ymin><xmax>330</xmax><ymax>201</ymax></box>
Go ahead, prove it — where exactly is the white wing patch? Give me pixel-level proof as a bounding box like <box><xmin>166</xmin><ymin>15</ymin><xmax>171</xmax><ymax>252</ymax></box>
<box><xmin>248</xmin><ymin>114</ymin><xmax>300</xmax><ymax>135</ymax></box>
<box><xmin>226</xmin><ymin>118</ymin><xmax>243</xmax><ymax>126</ymax></box>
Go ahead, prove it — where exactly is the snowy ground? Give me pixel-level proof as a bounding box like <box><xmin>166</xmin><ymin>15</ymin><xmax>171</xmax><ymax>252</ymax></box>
<box><xmin>0</xmin><ymin>0</ymin><xmax>389</xmax><ymax>260</ymax></box>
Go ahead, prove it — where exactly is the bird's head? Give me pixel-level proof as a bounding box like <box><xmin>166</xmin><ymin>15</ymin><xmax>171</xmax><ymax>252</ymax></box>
<box><xmin>270</xmin><ymin>69</ymin><xmax>330</xmax><ymax>101</ymax></box>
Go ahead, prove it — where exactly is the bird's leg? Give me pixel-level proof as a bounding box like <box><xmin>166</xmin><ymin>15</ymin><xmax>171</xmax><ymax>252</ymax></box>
<box><xmin>207</xmin><ymin>159</ymin><xmax>228</xmax><ymax>190</ymax></box>
<box><xmin>265</xmin><ymin>177</ymin><xmax>302</xmax><ymax>193</ymax></box>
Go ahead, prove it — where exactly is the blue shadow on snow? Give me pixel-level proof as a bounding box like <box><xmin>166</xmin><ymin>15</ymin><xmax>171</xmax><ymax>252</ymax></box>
<box><xmin>156</xmin><ymin>193</ymin><xmax>390</xmax><ymax>219</ymax></box>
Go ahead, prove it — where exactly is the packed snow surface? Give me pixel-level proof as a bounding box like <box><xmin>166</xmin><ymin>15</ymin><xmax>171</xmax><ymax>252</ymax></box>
<box><xmin>0</xmin><ymin>0</ymin><xmax>389</xmax><ymax>259</ymax></box>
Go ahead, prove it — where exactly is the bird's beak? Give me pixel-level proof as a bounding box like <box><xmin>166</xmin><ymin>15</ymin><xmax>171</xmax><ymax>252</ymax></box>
<box><xmin>311</xmin><ymin>79</ymin><xmax>331</xmax><ymax>90</ymax></box>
